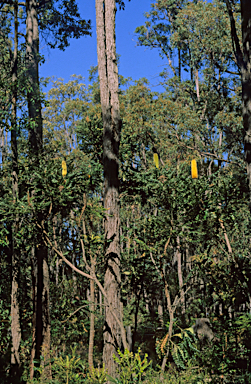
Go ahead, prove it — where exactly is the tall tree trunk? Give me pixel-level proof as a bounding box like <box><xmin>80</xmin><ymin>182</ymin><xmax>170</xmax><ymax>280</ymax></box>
<box><xmin>10</xmin><ymin>2</ymin><xmax>21</xmax><ymax>380</ymax></box>
<box><xmin>26</xmin><ymin>0</ymin><xmax>51</xmax><ymax>378</ymax></box>
<box><xmin>26</xmin><ymin>0</ymin><xmax>42</xmax><ymax>157</ymax></box>
<box><xmin>225</xmin><ymin>0</ymin><xmax>251</xmax><ymax>206</ymax></box>
<box><xmin>96</xmin><ymin>0</ymin><xmax>122</xmax><ymax>378</ymax></box>
<box><xmin>88</xmin><ymin>259</ymin><xmax>95</xmax><ymax>369</ymax></box>
<box><xmin>241</xmin><ymin>1</ymin><xmax>251</xmax><ymax>208</ymax></box>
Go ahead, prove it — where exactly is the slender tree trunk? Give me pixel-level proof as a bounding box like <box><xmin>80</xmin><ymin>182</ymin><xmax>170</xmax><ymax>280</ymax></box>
<box><xmin>30</xmin><ymin>248</ymin><xmax>37</xmax><ymax>380</ymax></box>
<box><xmin>0</xmin><ymin>127</ymin><xmax>4</xmax><ymax>164</ymax></box>
<box><xmin>195</xmin><ymin>68</ymin><xmax>200</xmax><ymax>101</ymax></box>
<box><xmin>26</xmin><ymin>0</ymin><xmax>51</xmax><ymax>378</ymax></box>
<box><xmin>40</xmin><ymin>248</ymin><xmax>51</xmax><ymax>378</ymax></box>
<box><xmin>241</xmin><ymin>1</ymin><xmax>251</xmax><ymax>208</ymax></box>
<box><xmin>158</xmin><ymin>298</ymin><xmax>164</xmax><ymax>327</ymax></box>
<box><xmin>10</xmin><ymin>3</ymin><xmax>21</xmax><ymax>379</ymax></box>
<box><xmin>99</xmin><ymin>289</ymin><xmax>103</xmax><ymax>315</ymax></box>
<box><xmin>125</xmin><ymin>325</ymin><xmax>132</xmax><ymax>352</ymax></box>
<box><xmin>178</xmin><ymin>46</ymin><xmax>181</xmax><ymax>80</ymax></box>
<box><xmin>96</xmin><ymin>0</ymin><xmax>122</xmax><ymax>378</ymax></box>
<box><xmin>176</xmin><ymin>236</ymin><xmax>185</xmax><ymax>315</ymax></box>
<box><xmin>88</xmin><ymin>260</ymin><xmax>95</xmax><ymax>369</ymax></box>
<box><xmin>53</xmin><ymin>215</ymin><xmax>60</xmax><ymax>286</ymax></box>
<box><xmin>70</xmin><ymin>211</ymin><xmax>77</xmax><ymax>295</ymax></box>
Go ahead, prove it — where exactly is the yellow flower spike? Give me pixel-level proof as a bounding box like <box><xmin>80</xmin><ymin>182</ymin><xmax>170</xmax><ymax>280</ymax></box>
<box><xmin>153</xmin><ymin>153</ymin><xmax>159</xmax><ymax>168</ymax></box>
<box><xmin>191</xmin><ymin>159</ymin><xmax>198</xmax><ymax>179</ymax></box>
<box><xmin>62</xmin><ymin>160</ymin><xmax>67</xmax><ymax>177</ymax></box>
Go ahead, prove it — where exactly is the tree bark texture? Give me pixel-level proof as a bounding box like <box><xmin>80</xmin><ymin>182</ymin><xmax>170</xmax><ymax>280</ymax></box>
<box><xmin>241</xmin><ymin>1</ymin><xmax>251</xmax><ymax>207</ymax></box>
<box><xmin>96</xmin><ymin>0</ymin><xmax>122</xmax><ymax>378</ymax></box>
<box><xmin>26</xmin><ymin>0</ymin><xmax>51</xmax><ymax>378</ymax></box>
<box><xmin>11</xmin><ymin>2</ymin><xmax>21</xmax><ymax>379</ymax></box>
<box><xmin>26</xmin><ymin>0</ymin><xmax>43</xmax><ymax>157</ymax></box>
<box><xmin>225</xmin><ymin>0</ymin><xmax>251</xmax><ymax>206</ymax></box>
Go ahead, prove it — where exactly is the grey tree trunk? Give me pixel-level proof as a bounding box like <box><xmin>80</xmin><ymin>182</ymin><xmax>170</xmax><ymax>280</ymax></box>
<box><xmin>26</xmin><ymin>0</ymin><xmax>43</xmax><ymax>156</ymax></box>
<box><xmin>241</xmin><ymin>1</ymin><xmax>251</xmax><ymax>208</ymax></box>
<box><xmin>96</xmin><ymin>0</ymin><xmax>122</xmax><ymax>378</ymax></box>
<box><xmin>225</xmin><ymin>0</ymin><xmax>251</xmax><ymax>207</ymax></box>
<box><xmin>10</xmin><ymin>3</ymin><xmax>21</xmax><ymax>380</ymax></box>
<box><xmin>26</xmin><ymin>0</ymin><xmax>51</xmax><ymax>378</ymax></box>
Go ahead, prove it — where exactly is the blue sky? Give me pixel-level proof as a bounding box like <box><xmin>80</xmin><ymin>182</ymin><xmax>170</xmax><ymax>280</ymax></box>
<box><xmin>40</xmin><ymin>1</ymin><xmax>166</xmax><ymax>92</ymax></box>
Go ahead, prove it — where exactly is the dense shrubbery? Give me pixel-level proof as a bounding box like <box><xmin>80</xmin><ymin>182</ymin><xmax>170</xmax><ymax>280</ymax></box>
<box><xmin>1</xmin><ymin>0</ymin><xmax>251</xmax><ymax>383</ymax></box>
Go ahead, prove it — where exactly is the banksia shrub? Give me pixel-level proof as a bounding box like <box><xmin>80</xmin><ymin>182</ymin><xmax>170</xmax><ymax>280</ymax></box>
<box><xmin>153</xmin><ymin>153</ymin><xmax>159</xmax><ymax>168</ymax></box>
<box><xmin>62</xmin><ymin>160</ymin><xmax>67</xmax><ymax>177</ymax></box>
<box><xmin>191</xmin><ymin>159</ymin><xmax>198</xmax><ymax>179</ymax></box>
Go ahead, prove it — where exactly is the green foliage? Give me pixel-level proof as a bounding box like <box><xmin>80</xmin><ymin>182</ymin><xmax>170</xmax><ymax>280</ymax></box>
<box><xmin>38</xmin><ymin>0</ymin><xmax>91</xmax><ymax>51</ymax></box>
<box><xmin>87</xmin><ymin>364</ymin><xmax>107</xmax><ymax>384</ymax></box>
<box><xmin>1</xmin><ymin>1</ymin><xmax>251</xmax><ymax>382</ymax></box>
<box><xmin>0</xmin><ymin>288</ymin><xmax>11</xmax><ymax>373</ymax></box>
<box><xmin>52</xmin><ymin>347</ymin><xmax>83</xmax><ymax>384</ymax></box>
<box><xmin>24</xmin><ymin>347</ymin><xmax>87</xmax><ymax>384</ymax></box>
<box><xmin>107</xmin><ymin>348</ymin><xmax>151</xmax><ymax>384</ymax></box>
<box><xmin>156</xmin><ymin>324</ymin><xmax>198</xmax><ymax>370</ymax></box>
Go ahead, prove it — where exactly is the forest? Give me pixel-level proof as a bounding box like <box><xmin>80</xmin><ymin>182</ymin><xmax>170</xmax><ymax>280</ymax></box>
<box><xmin>1</xmin><ymin>0</ymin><xmax>251</xmax><ymax>383</ymax></box>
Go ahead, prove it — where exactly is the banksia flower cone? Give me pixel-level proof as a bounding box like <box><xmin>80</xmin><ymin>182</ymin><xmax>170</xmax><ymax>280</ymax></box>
<box><xmin>62</xmin><ymin>160</ymin><xmax>67</xmax><ymax>177</ymax></box>
<box><xmin>191</xmin><ymin>159</ymin><xmax>198</xmax><ymax>179</ymax></box>
<box><xmin>153</xmin><ymin>153</ymin><xmax>159</xmax><ymax>169</ymax></box>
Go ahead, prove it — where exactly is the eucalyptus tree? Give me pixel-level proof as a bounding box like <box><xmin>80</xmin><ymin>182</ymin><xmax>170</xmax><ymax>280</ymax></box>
<box><xmin>133</xmin><ymin>1</ymin><xmax>251</xmax><ymax>366</ymax></box>
<box><xmin>0</xmin><ymin>0</ymin><xmax>91</xmax><ymax>379</ymax></box>
<box><xmin>0</xmin><ymin>3</ymin><xmax>26</xmax><ymax>380</ymax></box>
<box><xmin>24</xmin><ymin>1</ymin><xmax>91</xmax><ymax>377</ymax></box>
<box><xmin>224</xmin><ymin>0</ymin><xmax>251</xmax><ymax>209</ymax></box>
<box><xmin>96</xmin><ymin>0</ymin><xmax>128</xmax><ymax>378</ymax></box>
<box><xmin>135</xmin><ymin>0</ymin><xmax>241</xmax><ymax>164</ymax></box>
<box><xmin>10</xmin><ymin>2</ymin><xmax>21</xmax><ymax>380</ymax></box>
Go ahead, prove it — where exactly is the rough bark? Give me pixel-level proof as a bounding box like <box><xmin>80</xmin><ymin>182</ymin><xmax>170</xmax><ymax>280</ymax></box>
<box><xmin>26</xmin><ymin>0</ymin><xmax>51</xmax><ymax>378</ymax></box>
<box><xmin>10</xmin><ymin>2</ymin><xmax>21</xmax><ymax>380</ymax></box>
<box><xmin>241</xmin><ymin>1</ymin><xmax>251</xmax><ymax>208</ymax></box>
<box><xmin>26</xmin><ymin>0</ymin><xmax>43</xmax><ymax>156</ymax></box>
<box><xmin>225</xmin><ymin>0</ymin><xmax>251</xmax><ymax>207</ymax></box>
<box><xmin>96</xmin><ymin>0</ymin><xmax>122</xmax><ymax>378</ymax></box>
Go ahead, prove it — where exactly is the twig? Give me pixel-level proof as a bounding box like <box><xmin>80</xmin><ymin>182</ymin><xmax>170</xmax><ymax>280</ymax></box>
<box><xmin>61</xmin><ymin>305</ymin><xmax>89</xmax><ymax>324</ymax></box>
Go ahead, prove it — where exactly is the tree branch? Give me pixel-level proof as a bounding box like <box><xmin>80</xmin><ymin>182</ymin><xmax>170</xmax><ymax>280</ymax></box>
<box><xmin>224</xmin><ymin>0</ymin><xmax>244</xmax><ymax>69</ymax></box>
<box><xmin>61</xmin><ymin>305</ymin><xmax>89</xmax><ymax>324</ymax></box>
<box><xmin>39</xmin><ymin>225</ymin><xmax>129</xmax><ymax>351</ymax></box>
<box><xmin>169</xmin><ymin>134</ymin><xmax>243</xmax><ymax>167</ymax></box>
